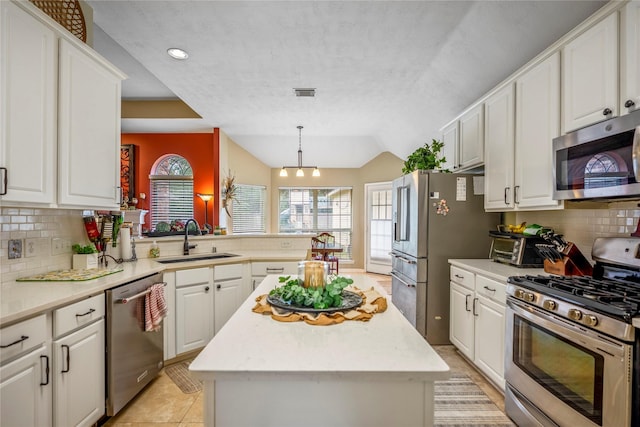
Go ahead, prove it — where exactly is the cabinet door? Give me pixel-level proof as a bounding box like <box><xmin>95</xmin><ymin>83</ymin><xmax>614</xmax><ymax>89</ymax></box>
<box><xmin>484</xmin><ymin>84</ymin><xmax>515</xmax><ymax>210</ymax></box>
<box><xmin>621</xmin><ymin>0</ymin><xmax>640</xmax><ymax>114</ymax></box>
<box><xmin>458</xmin><ymin>104</ymin><xmax>484</xmax><ymax>170</ymax></box>
<box><xmin>0</xmin><ymin>345</ymin><xmax>51</xmax><ymax>427</ymax></box>
<box><xmin>563</xmin><ymin>13</ymin><xmax>619</xmax><ymax>132</ymax></box>
<box><xmin>515</xmin><ymin>53</ymin><xmax>562</xmax><ymax>209</ymax></box>
<box><xmin>176</xmin><ymin>284</ymin><xmax>214</xmax><ymax>354</ymax></box>
<box><xmin>449</xmin><ymin>282</ymin><xmax>474</xmax><ymax>360</ymax></box>
<box><xmin>58</xmin><ymin>39</ymin><xmax>122</xmax><ymax>209</ymax></box>
<box><xmin>474</xmin><ymin>295</ymin><xmax>506</xmax><ymax>390</ymax></box>
<box><xmin>441</xmin><ymin>121</ymin><xmax>458</xmax><ymax>172</ymax></box>
<box><xmin>53</xmin><ymin>319</ymin><xmax>105</xmax><ymax>427</ymax></box>
<box><xmin>0</xmin><ymin>1</ymin><xmax>56</xmax><ymax>204</ymax></box>
<box><xmin>215</xmin><ymin>278</ymin><xmax>244</xmax><ymax>334</ymax></box>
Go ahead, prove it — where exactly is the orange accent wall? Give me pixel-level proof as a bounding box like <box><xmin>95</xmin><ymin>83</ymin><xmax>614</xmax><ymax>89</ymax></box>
<box><xmin>121</xmin><ymin>130</ymin><xmax>220</xmax><ymax>232</ymax></box>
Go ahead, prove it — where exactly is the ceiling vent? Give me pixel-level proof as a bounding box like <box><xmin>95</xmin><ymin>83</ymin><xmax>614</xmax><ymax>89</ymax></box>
<box><xmin>294</xmin><ymin>88</ymin><xmax>316</xmax><ymax>97</ymax></box>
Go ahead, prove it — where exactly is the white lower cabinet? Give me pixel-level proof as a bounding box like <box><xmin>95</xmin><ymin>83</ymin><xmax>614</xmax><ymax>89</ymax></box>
<box><xmin>52</xmin><ymin>294</ymin><xmax>105</xmax><ymax>427</ymax></box>
<box><xmin>214</xmin><ymin>264</ymin><xmax>246</xmax><ymax>334</ymax></box>
<box><xmin>449</xmin><ymin>265</ymin><xmax>506</xmax><ymax>390</ymax></box>
<box><xmin>53</xmin><ymin>320</ymin><xmax>105</xmax><ymax>427</ymax></box>
<box><xmin>175</xmin><ymin>267</ymin><xmax>214</xmax><ymax>355</ymax></box>
<box><xmin>0</xmin><ymin>343</ymin><xmax>51</xmax><ymax>427</ymax></box>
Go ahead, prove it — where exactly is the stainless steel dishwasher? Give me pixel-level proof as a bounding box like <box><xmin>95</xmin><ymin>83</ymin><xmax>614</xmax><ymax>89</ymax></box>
<box><xmin>105</xmin><ymin>272</ymin><xmax>164</xmax><ymax>416</ymax></box>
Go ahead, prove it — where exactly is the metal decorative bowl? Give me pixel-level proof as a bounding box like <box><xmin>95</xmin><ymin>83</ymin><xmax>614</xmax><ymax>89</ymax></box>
<box><xmin>267</xmin><ymin>290</ymin><xmax>363</xmax><ymax>314</ymax></box>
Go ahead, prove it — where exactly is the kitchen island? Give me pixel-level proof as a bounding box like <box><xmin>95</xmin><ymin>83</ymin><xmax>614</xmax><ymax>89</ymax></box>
<box><xmin>190</xmin><ymin>273</ymin><xmax>450</xmax><ymax>427</ymax></box>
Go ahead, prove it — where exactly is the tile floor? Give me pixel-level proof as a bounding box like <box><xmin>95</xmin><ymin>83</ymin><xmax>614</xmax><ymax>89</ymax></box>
<box><xmin>101</xmin><ymin>272</ymin><xmax>506</xmax><ymax>426</ymax></box>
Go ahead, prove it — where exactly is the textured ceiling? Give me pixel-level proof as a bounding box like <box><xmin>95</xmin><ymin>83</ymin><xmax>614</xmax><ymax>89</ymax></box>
<box><xmin>88</xmin><ymin>0</ymin><xmax>606</xmax><ymax>168</ymax></box>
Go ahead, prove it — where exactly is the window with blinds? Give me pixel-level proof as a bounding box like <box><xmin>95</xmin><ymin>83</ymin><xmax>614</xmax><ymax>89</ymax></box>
<box><xmin>232</xmin><ymin>184</ymin><xmax>266</xmax><ymax>233</ymax></box>
<box><xmin>149</xmin><ymin>155</ymin><xmax>194</xmax><ymax>230</ymax></box>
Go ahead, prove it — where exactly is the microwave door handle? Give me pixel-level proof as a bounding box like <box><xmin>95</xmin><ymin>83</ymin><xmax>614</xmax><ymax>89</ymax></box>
<box><xmin>633</xmin><ymin>126</ymin><xmax>640</xmax><ymax>181</ymax></box>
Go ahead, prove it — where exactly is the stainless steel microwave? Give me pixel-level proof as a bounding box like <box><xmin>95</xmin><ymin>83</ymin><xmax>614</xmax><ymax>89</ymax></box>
<box><xmin>553</xmin><ymin>110</ymin><xmax>640</xmax><ymax>200</ymax></box>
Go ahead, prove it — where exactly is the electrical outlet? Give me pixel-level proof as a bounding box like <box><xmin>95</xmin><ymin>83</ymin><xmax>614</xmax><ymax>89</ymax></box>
<box><xmin>52</xmin><ymin>238</ymin><xmax>71</xmax><ymax>255</ymax></box>
<box><xmin>25</xmin><ymin>238</ymin><xmax>50</xmax><ymax>258</ymax></box>
<box><xmin>280</xmin><ymin>241</ymin><xmax>292</xmax><ymax>249</ymax></box>
<box><xmin>8</xmin><ymin>239</ymin><xmax>22</xmax><ymax>259</ymax></box>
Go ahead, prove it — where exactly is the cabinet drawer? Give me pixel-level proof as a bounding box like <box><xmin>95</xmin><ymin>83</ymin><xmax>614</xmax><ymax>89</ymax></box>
<box><xmin>450</xmin><ymin>266</ymin><xmax>474</xmax><ymax>290</ymax></box>
<box><xmin>53</xmin><ymin>293</ymin><xmax>105</xmax><ymax>338</ymax></box>
<box><xmin>475</xmin><ymin>275</ymin><xmax>506</xmax><ymax>305</ymax></box>
<box><xmin>251</xmin><ymin>261</ymin><xmax>297</xmax><ymax>276</ymax></box>
<box><xmin>0</xmin><ymin>314</ymin><xmax>47</xmax><ymax>363</ymax></box>
<box><xmin>176</xmin><ymin>267</ymin><xmax>211</xmax><ymax>287</ymax></box>
<box><xmin>215</xmin><ymin>263</ymin><xmax>243</xmax><ymax>281</ymax></box>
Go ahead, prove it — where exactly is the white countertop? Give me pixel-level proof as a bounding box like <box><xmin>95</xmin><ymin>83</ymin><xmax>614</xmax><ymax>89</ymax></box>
<box><xmin>0</xmin><ymin>250</ymin><xmax>306</xmax><ymax>326</ymax></box>
<box><xmin>190</xmin><ymin>273</ymin><xmax>450</xmax><ymax>382</ymax></box>
<box><xmin>448</xmin><ymin>258</ymin><xmax>545</xmax><ymax>282</ymax></box>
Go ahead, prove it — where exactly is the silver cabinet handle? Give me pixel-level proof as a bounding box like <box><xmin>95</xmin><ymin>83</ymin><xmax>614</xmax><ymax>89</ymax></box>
<box><xmin>514</xmin><ymin>185</ymin><xmax>520</xmax><ymax>204</ymax></box>
<box><xmin>266</xmin><ymin>267</ymin><xmax>284</xmax><ymax>273</ymax></box>
<box><xmin>40</xmin><ymin>355</ymin><xmax>50</xmax><ymax>386</ymax></box>
<box><xmin>390</xmin><ymin>272</ymin><xmax>415</xmax><ymax>288</ymax></box>
<box><xmin>504</xmin><ymin>187</ymin><xmax>510</xmax><ymax>205</ymax></box>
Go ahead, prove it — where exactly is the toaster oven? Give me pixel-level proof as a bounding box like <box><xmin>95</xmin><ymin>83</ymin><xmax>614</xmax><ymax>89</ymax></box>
<box><xmin>489</xmin><ymin>231</ymin><xmax>545</xmax><ymax>267</ymax></box>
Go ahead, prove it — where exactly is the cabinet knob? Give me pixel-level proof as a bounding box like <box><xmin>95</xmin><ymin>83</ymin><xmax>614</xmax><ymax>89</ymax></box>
<box><xmin>602</xmin><ymin>108</ymin><xmax>612</xmax><ymax>116</ymax></box>
<box><xmin>216</xmin><ymin>284</ymin><xmax>221</xmax><ymax>290</ymax></box>
<box><xmin>625</xmin><ymin>99</ymin><xmax>636</xmax><ymax>109</ymax></box>
<box><xmin>205</xmin><ymin>286</ymin><xmax>210</xmax><ymax>292</ymax></box>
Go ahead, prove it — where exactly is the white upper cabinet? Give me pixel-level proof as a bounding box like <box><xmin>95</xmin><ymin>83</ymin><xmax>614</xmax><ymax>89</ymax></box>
<box><xmin>458</xmin><ymin>104</ymin><xmax>484</xmax><ymax>170</ymax></box>
<box><xmin>0</xmin><ymin>0</ymin><xmax>125</xmax><ymax>209</ymax></box>
<box><xmin>0</xmin><ymin>1</ymin><xmax>57</xmax><ymax>205</ymax></box>
<box><xmin>484</xmin><ymin>84</ymin><xmax>515</xmax><ymax>210</ymax></box>
<box><xmin>562</xmin><ymin>13</ymin><xmax>619</xmax><ymax>133</ymax></box>
<box><xmin>441</xmin><ymin>121</ymin><xmax>458</xmax><ymax>172</ymax></box>
<box><xmin>621</xmin><ymin>0</ymin><xmax>640</xmax><ymax>114</ymax></box>
<box><xmin>58</xmin><ymin>39</ymin><xmax>122</xmax><ymax>209</ymax></box>
<box><xmin>514</xmin><ymin>52</ymin><xmax>562</xmax><ymax>210</ymax></box>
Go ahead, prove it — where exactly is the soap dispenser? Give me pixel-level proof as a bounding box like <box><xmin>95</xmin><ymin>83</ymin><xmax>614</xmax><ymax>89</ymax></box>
<box><xmin>149</xmin><ymin>241</ymin><xmax>160</xmax><ymax>258</ymax></box>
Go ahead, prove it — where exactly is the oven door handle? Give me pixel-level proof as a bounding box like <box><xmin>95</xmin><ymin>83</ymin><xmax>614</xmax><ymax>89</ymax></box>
<box><xmin>633</xmin><ymin>125</ymin><xmax>640</xmax><ymax>182</ymax></box>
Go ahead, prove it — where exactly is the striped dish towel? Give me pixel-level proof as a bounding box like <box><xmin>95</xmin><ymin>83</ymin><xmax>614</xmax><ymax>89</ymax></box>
<box><xmin>144</xmin><ymin>283</ymin><xmax>168</xmax><ymax>332</ymax></box>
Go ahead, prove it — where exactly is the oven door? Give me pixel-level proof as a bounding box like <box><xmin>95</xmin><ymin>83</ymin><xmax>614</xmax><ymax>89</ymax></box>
<box><xmin>505</xmin><ymin>298</ymin><xmax>633</xmax><ymax>427</ymax></box>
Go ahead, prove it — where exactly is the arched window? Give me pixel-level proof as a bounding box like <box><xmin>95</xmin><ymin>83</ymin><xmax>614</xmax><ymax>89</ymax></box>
<box><xmin>584</xmin><ymin>153</ymin><xmax>628</xmax><ymax>189</ymax></box>
<box><xmin>150</xmin><ymin>154</ymin><xmax>194</xmax><ymax>230</ymax></box>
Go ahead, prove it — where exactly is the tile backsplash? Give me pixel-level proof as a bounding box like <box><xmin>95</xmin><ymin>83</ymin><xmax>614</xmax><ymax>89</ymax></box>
<box><xmin>505</xmin><ymin>201</ymin><xmax>640</xmax><ymax>263</ymax></box>
<box><xmin>1</xmin><ymin>207</ymin><xmax>85</xmax><ymax>283</ymax></box>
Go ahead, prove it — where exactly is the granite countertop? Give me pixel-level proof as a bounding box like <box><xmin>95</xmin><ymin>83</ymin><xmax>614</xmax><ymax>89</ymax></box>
<box><xmin>448</xmin><ymin>258</ymin><xmax>545</xmax><ymax>282</ymax></box>
<box><xmin>190</xmin><ymin>273</ymin><xmax>450</xmax><ymax>381</ymax></box>
<box><xmin>1</xmin><ymin>250</ymin><xmax>307</xmax><ymax>327</ymax></box>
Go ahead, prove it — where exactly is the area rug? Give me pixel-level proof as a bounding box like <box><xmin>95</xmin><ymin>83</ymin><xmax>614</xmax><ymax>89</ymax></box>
<box><xmin>166</xmin><ymin>363</ymin><xmax>514</xmax><ymax>426</ymax></box>
<box><xmin>434</xmin><ymin>374</ymin><xmax>515</xmax><ymax>426</ymax></box>
<box><xmin>164</xmin><ymin>361</ymin><xmax>202</xmax><ymax>394</ymax></box>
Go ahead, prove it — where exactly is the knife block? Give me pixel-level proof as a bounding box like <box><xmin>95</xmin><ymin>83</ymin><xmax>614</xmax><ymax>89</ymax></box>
<box><xmin>543</xmin><ymin>243</ymin><xmax>593</xmax><ymax>276</ymax></box>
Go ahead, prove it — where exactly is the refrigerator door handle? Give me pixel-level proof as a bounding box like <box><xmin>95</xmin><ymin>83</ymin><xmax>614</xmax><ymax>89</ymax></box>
<box><xmin>390</xmin><ymin>271</ymin><xmax>415</xmax><ymax>287</ymax></box>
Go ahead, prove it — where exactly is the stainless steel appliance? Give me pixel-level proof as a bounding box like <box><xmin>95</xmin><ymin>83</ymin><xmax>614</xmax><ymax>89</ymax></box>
<box><xmin>505</xmin><ymin>237</ymin><xmax>640</xmax><ymax>427</ymax></box>
<box><xmin>553</xmin><ymin>110</ymin><xmax>640</xmax><ymax>201</ymax></box>
<box><xmin>489</xmin><ymin>230</ymin><xmax>545</xmax><ymax>267</ymax></box>
<box><xmin>391</xmin><ymin>170</ymin><xmax>499</xmax><ymax>344</ymax></box>
<box><xmin>105</xmin><ymin>273</ymin><xmax>164</xmax><ymax>416</ymax></box>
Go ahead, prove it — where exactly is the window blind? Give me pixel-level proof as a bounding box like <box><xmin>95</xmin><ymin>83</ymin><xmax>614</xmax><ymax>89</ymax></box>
<box><xmin>232</xmin><ymin>184</ymin><xmax>266</xmax><ymax>233</ymax></box>
<box><xmin>150</xmin><ymin>179</ymin><xmax>194</xmax><ymax>228</ymax></box>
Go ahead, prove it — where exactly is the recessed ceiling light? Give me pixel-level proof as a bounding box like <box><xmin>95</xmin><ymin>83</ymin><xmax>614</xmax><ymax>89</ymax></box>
<box><xmin>167</xmin><ymin>48</ymin><xmax>189</xmax><ymax>60</ymax></box>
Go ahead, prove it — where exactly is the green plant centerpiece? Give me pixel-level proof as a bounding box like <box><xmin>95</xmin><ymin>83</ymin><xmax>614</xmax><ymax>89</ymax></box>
<box><xmin>269</xmin><ymin>275</ymin><xmax>355</xmax><ymax>310</ymax></box>
<box><xmin>402</xmin><ymin>138</ymin><xmax>449</xmax><ymax>174</ymax></box>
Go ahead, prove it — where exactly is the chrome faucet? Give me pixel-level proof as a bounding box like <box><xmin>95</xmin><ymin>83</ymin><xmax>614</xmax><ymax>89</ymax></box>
<box><xmin>183</xmin><ymin>219</ymin><xmax>198</xmax><ymax>255</ymax></box>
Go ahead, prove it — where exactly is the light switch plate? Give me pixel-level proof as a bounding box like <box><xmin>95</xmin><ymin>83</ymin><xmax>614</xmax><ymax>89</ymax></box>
<box><xmin>25</xmin><ymin>238</ymin><xmax>49</xmax><ymax>258</ymax></box>
<box><xmin>8</xmin><ymin>239</ymin><xmax>22</xmax><ymax>259</ymax></box>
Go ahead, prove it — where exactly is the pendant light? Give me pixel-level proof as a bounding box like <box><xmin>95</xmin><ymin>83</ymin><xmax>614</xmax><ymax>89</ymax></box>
<box><xmin>280</xmin><ymin>126</ymin><xmax>320</xmax><ymax>177</ymax></box>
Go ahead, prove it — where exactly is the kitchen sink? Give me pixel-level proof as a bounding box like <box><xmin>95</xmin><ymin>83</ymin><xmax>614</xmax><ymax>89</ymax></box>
<box><xmin>156</xmin><ymin>253</ymin><xmax>240</xmax><ymax>264</ymax></box>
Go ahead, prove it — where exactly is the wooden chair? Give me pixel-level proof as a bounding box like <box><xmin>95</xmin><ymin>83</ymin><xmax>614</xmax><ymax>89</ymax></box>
<box><xmin>314</xmin><ymin>232</ymin><xmax>339</xmax><ymax>274</ymax></box>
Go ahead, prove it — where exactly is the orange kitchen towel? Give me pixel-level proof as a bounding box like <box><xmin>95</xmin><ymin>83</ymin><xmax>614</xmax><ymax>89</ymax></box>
<box><xmin>252</xmin><ymin>286</ymin><xmax>387</xmax><ymax>326</ymax></box>
<box><xmin>144</xmin><ymin>283</ymin><xmax>168</xmax><ymax>332</ymax></box>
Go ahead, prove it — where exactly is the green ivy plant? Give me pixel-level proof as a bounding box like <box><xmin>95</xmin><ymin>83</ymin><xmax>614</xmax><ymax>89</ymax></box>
<box><xmin>269</xmin><ymin>275</ymin><xmax>354</xmax><ymax>309</ymax></box>
<box><xmin>402</xmin><ymin>139</ymin><xmax>449</xmax><ymax>174</ymax></box>
<box><xmin>72</xmin><ymin>244</ymin><xmax>97</xmax><ymax>254</ymax></box>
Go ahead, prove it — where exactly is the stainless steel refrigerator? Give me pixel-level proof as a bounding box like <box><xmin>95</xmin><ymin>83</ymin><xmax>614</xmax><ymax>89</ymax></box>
<box><xmin>391</xmin><ymin>170</ymin><xmax>500</xmax><ymax>344</ymax></box>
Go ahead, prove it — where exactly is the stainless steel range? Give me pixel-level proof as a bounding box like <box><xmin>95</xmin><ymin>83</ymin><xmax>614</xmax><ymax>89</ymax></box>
<box><xmin>505</xmin><ymin>237</ymin><xmax>640</xmax><ymax>427</ymax></box>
